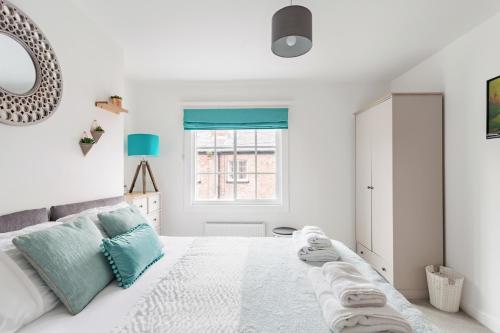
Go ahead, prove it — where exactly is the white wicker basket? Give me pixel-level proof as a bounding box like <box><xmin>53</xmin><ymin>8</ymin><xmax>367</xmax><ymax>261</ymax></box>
<box><xmin>425</xmin><ymin>265</ymin><xmax>464</xmax><ymax>312</ymax></box>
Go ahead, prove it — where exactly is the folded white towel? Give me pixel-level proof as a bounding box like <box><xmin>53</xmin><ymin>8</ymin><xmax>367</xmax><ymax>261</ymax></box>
<box><xmin>322</xmin><ymin>262</ymin><xmax>387</xmax><ymax>308</ymax></box>
<box><xmin>308</xmin><ymin>268</ymin><xmax>411</xmax><ymax>333</ymax></box>
<box><xmin>300</xmin><ymin>226</ymin><xmax>332</xmax><ymax>249</ymax></box>
<box><xmin>304</xmin><ymin>232</ymin><xmax>332</xmax><ymax>249</ymax></box>
<box><xmin>302</xmin><ymin>225</ymin><xmax>323</xmax><ymax>233</ymax></box>
<box><xmin>293</xmin><ymin>231</ymin><xmax>339</xmax><ymax>262</ymax></box>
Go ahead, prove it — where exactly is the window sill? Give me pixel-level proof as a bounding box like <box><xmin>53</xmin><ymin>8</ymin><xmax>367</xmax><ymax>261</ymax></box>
<box><xmin>190</xmin><ymin>200</ymin><xmax>283</xmax><ymax>207</ymax></box>
<box><xmin>184</xmin><ymin>198</ymin><xmax>289</xmax><ymax>213</ymax></box>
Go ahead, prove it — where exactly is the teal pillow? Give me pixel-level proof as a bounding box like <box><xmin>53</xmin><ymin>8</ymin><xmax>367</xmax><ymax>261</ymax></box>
<box><xmin>98</xmin><ymin>205</ymin><xmax>148</xmax><ymax>237</ymax></box>
<box><xmin>12</xmin><ymin>216</ymin><xmax>113</xmax><ymax>314</ymax></box>
<box><xmin>101</xmin><ymin>223</ymin><xmax>164</xmax><ymax>289</ymax></box>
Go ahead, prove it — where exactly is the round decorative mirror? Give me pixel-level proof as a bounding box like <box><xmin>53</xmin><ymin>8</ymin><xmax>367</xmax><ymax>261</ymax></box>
<box><xmin>0</xmin><ymin>0</ymin><xmax>63</xmax><ymax>126</ymax></box>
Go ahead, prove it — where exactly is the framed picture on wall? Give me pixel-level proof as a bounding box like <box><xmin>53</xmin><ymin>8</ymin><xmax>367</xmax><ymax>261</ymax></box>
<box><xmin>487</xmin><ymin>75</ymin><xmax>500</xmax><ymax>139</ymax></box>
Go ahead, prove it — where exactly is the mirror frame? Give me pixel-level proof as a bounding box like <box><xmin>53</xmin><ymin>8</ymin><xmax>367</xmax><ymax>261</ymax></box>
<box><xmin>0</xmin><ymin>0</ymin><xmax>63</xmax><ymax>126</ymax></box>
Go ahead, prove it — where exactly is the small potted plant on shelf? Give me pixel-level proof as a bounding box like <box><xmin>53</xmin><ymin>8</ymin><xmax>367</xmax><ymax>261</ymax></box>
<box><xmin>79</xmin><ymin>131</ymin><xmax>95</xmax><ymax>156</ymax></box>
<box><xmin>90</xmin><ymin>120</ymin><xmax>105</xmax><ymax>143</ymax></box>
<box><xmin>110</xmin><ymin>95</ymin><xmax>123</xmax><ymax>108</ymax></box>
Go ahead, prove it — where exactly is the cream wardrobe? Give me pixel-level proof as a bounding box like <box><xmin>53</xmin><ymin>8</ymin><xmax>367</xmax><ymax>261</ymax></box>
<box><xmin>355</xmin><ymin>93</ymin><xmax>443</xmax><ymax>299</ymax></box>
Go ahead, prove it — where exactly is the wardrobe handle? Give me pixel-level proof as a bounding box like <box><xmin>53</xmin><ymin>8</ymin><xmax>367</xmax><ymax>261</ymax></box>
<box><xmin>381</xmin><ymin>267</ymin><xmax>386</xmax><ymax>272</ymax></box>
<box><xmin>360</xmin><ymin>251</ymin><xmax>364</xmax><ymax>254</ymax></box>
<box><xmin>367</xmin><ymin>186</ymin><xmax>374</xmax><ymax>190</ymax></box>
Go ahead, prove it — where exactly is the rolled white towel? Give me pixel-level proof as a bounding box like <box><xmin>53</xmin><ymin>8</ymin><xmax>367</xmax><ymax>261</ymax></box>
<box><xmin>308</xmin><ymin>268</ymin><xmax>411</xmax><ymax>333</ymax></box>
<box><xmin>293</xmin><ymin>231</ymin><xmax>339</xmax><ymax>262</ymax></box>
<box><xmin>322</xmin><ymin>261</ymin><xmax>386</xmax><ymax>308</ymax></box>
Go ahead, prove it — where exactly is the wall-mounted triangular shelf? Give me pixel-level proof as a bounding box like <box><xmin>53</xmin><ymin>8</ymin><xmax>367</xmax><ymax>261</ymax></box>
<box><xmin>95</xmin><ymin>101</ymin><xmax>128</xmax><ymax>114</ymax></box>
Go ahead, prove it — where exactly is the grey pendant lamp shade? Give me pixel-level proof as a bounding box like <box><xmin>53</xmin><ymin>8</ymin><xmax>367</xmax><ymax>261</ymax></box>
<box><xmin>272</xmin><ymin>5</ymin><xmax>312</xmax><ymax>58</ymax></box>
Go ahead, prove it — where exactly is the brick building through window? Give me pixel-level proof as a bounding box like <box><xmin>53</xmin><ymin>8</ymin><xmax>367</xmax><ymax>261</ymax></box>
<box><xmin>193</xmin><ymin>129</ymin><xmax>280</xmax><ymax>202</ymax></box>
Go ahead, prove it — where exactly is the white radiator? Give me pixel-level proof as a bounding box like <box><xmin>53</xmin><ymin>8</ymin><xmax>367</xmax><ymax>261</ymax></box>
<box><xmin>203</xmin><ymin>222</ymin><xmax>265</xmax><ymax>237</ymax></box>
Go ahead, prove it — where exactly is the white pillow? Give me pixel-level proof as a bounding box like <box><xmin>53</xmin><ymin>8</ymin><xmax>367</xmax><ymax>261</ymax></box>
<box><xmin>56</xmin><ymin>202</ymin><xmax>129</xmax><ymax>236</ymax></box>
<box><xmin>0</xmin><ymin>222</ymin><xmax>61</xmax><ymax>333</ymax></box>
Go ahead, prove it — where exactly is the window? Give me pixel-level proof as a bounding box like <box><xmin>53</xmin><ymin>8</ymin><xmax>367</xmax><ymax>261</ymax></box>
<box><xmin>193</xmin><ymin>129</ymin><xmax>282</xmax><ymax>203</ymax></box>
<box><xmin>227</xmin><ymin>160</ymin><xmax>248</xmax><ymax>182</ymax></box>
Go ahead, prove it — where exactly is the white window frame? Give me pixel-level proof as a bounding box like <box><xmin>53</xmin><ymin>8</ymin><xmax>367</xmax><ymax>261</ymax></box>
<box><xmin>190</xmin><ymin>129</ymin><xmax>283</xmax><ymax>206</ymax></box>
<box><xmin>227</xmin><ymin>160</ymin><xmax>249</xmax><ymax>183</ymax></box>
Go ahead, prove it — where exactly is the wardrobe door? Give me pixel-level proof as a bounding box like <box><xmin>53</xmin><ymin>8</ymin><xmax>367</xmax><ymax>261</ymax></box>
<box><xmin>355</xmin><ymin>110</ymin><xmax>372</xmax><ymax>249</ymax></box>
<box><xmin>371</xmin><ymin>99</ymin><xmax>394</xmax><ymax>263</ymax></box>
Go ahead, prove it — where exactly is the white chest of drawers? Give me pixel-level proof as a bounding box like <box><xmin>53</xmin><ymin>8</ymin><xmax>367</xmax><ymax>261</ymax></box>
<box><xmin>124</xmin><ymin>192</ymin><xmax>161</xmax><ymax>234</ymax></box>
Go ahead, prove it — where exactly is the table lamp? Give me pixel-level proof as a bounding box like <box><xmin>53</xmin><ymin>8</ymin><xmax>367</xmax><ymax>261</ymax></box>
<box><xmin>128</xmin><ymin>133</ymin><xmax>159</xmax><ymax>194</ymax></box>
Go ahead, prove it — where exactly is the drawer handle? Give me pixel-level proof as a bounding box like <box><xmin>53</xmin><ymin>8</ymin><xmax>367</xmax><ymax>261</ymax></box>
<box><xmin>381</xmin><ymin>267</ymin><xmax>386</xmax><ymax>272</ymax></box>
<box><xmin>139</xmin><ymin>205</ymin><xmax>143</xmax><ymax>208</ymax></box>
<box><xmin>153</xmin><ymin>218</ymin><xmax>157</xmax><ymax>221</ymax></box>
<box><xmin>153</xmin><ymin>201</ymin><xmax>157</xmax><ymax>204</ymax></box>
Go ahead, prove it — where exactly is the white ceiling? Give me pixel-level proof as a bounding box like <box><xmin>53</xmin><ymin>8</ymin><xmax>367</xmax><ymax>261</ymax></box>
<box><xmin>71</xmin><ymin>0</ymin><xmax>500</xmax><ymax>82</ymax></box>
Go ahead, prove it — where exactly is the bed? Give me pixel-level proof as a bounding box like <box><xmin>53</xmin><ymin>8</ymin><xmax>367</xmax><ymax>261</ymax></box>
<box><xmin>2</xmin><ymin>198</ymin><xmax>439</xmax><ymax>333</ymax></box>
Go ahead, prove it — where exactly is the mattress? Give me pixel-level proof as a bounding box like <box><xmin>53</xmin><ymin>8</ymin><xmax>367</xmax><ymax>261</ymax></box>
<box><xmin>19</xmin><ymin>236</ymin><xmax>437</xmax><ymax>333</ymax></box>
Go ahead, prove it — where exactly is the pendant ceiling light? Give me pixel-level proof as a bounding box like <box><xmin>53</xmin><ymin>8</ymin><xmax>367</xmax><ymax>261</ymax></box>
<box><xmin>271</xmin><ymin>3</ymin><xmax>312</xmax><ymax>58</ymax></box>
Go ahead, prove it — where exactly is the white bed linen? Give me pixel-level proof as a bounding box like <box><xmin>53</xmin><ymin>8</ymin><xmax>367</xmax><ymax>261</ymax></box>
<box><xmin>18</xmin><ymin>237</ymin><xmax>194</xmax><ymax>333</ymax></box>
<box><xmin>19</xmin><ymin>236</ymin><xmax>436</xmax><ymax>333</ymax></box>
<box><xmin>0</xmin><ymin>222</ymin><xmax>62</xmax><ymax>333</ymax></box>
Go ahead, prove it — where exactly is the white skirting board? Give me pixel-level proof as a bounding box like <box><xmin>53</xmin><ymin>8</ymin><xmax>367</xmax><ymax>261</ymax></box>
<box><xmin>461</xmin><ymin>302</ymin><xmax>500</xmax><ymax>333</ymax></box>
<box><xmin>203</xmin><ymin>222</ymin><xmax>265</xmax><ymax>237</ymax></box>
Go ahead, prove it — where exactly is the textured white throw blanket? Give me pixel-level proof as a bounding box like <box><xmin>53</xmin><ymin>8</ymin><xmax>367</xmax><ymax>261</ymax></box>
<box><xmin>293</xmin><ymin>230</ymin><xmax>340</xmax><ymax>262</ymax></box>
<box><xmin>111</xmin><ymin>237</ymin><xmax>437</xmax><ymax>333</ymax></box>
<box><xmin>114</xmin><ymin>237</ymin><xmax>330</xmax><ymax>333</ymax></box>
<box><xmin>309</xmin><ymin>268</ymin><xmax>412</xmax><ymax>333</ymax></box>
<box><xmin>322</xmin><ymin>261</ymin><xmax>387</xmax><ymax>308</ymax></box>
<box><xmin>115</xmin><ymin>238</ymin><xmax>247</xmax><ymax>333</ymax></box>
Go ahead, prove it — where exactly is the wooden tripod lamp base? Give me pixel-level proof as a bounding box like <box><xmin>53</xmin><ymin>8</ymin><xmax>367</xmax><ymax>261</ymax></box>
<box><xmin>129</xmin><ymin>160</ymin><xmax>159</xmax><ymax>194</ymax></box>
<box><xmin>127</xmin><ymin>133</ymin><xmax>160</xmax><ymax>194</ymax></box>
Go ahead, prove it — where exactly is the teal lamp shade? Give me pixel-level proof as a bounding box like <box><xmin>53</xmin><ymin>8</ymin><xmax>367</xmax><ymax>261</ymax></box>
<box><xmin>127</xmin><ymin>134</ymin><xmax>159</xmax><ymax>157</ymax></box>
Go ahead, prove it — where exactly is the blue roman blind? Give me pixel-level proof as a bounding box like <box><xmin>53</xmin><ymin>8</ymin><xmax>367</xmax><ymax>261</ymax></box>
<box><xmin>183</xmin><ymin>108</ymin><xmax>288</xmax><ymax>130</ymax></box>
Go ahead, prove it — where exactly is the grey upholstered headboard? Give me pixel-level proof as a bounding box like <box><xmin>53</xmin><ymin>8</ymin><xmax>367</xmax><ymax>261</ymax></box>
<box><xmin>0</xmin><ymin>208</ymin><xmax>49</xmax><ymax>233</ymax></box>
<box><xmin>49</xmin><ymin>196</ymin><xmax>125</xmax><ymax>221</ymax></box>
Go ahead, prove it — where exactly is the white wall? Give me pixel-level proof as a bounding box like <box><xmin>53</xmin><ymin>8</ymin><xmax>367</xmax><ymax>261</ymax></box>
<box><xmin>391</xmin><ymin>11</ymin><xmax>500</xmax><ymax>332</ymax></box>
<box><xmin>0</xmin><ymin>0</ymin><xmax>125</xmax><ymax>215</ymax></box>
<box><xmin>124</xmin><ymin>80</ymin><xmax>387</xmax><ymax>247</ymax></box>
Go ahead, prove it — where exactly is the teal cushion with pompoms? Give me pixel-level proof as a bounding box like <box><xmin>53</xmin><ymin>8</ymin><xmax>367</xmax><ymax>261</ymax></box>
<box><xmin>101</xmin><ymin>223</ymin><xmax>164</xmax><ymax>288</ymax></box>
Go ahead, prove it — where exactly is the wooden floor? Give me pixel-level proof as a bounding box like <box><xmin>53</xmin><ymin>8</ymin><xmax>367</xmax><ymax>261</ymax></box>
<box><xmin>412</xmin><ymin>300</ymin><xmax>492</xmax><ymax>333</ymax></box>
